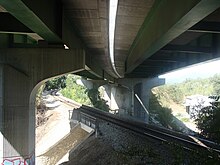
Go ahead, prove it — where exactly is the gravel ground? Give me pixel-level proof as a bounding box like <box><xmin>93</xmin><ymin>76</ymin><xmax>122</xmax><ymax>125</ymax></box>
<box><xmin>59</xmin><ymin>120</ymin><xmax>220</xmax><ymax>165</ymax></box>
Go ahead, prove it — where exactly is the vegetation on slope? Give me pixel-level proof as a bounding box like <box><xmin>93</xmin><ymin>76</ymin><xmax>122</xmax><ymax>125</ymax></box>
<box><xmin>60</xmin><ymin>74</ymin><xmax>91</xmax><ymax>105</ymax></box>
<box><xmin>149</xmin><ymin>93</ymin><xmax>174</xmax><ymax>128</ymax></box>
<box><xmin>196</xmin><ymin>102</ymin><xmax>220</xmax><ymax>142</ymax></box>
<box><xmin>85</xmin><ymin>87</ymin><xmax>110</xmax><ymax>112</ymax></box>
<box><xmin>155</xmin><ymin>77</ymin><xmax>215</xmax><ymax>105</ymax></box>
<box><xmin>45</xmin><ymin>75</ymin><xmax>67</xmax><ymax>91</ymax></box>
<box><xmin>36</xmin><ymin>85</ymin><xmax>48</xmax><ymax>127</ymax></box>
<box><xmin>152</xmin><ymin>74</ymin><xmax>220</xmax><ymax>141</ymax></box>
<box><xmin>44</xmin><ymin>74</ymin><xmax>110</xmax><ymax>111</ymax></box>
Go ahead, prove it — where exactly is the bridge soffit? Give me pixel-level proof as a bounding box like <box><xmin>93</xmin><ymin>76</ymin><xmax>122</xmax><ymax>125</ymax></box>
<box><xmin>126</xmin><ymin>0</ymin><xmax>220</xmax><ymax>74</ymax></box>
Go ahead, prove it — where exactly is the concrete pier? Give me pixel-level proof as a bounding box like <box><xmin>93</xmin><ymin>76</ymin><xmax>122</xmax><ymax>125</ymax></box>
<box><xmin>0</xmin><ymin>48</ymin><xmax>85</xmax><ymax>164</ymax></box>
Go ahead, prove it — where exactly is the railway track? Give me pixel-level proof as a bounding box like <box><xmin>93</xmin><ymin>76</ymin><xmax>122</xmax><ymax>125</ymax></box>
<box><xmin>55</xmin><ymin>95</ymin><xmax>220</xmax><ymax>158</ymax></box>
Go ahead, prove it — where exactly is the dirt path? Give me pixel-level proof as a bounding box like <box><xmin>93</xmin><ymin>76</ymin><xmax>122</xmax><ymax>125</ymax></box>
<box><xmin>36</xmin><ymin>95</ymin><xmax>73</xmax><ymax>155</ymax></box>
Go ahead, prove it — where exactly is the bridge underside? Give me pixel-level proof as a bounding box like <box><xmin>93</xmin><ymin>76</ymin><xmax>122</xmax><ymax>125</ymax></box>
<box><xmin>1</xmin><ymin>1</ymin><xmax>220</xmax><ymax>164</ymax></box>
<box><xmin>0</xmin><ymin>1</ymin><xmax>220</xmax><ymax>79</ymax></box>
<box><xmin>125</xmin><ymin>1</ymin><xmax>220</xmax><ymax>77</ymax></box>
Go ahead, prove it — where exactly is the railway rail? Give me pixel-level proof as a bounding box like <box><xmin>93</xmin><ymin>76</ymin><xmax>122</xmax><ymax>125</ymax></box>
<box><xmin>55</xmin><ymin>95</ymin><xmax>220</xmax><ymax>158</ymax></box>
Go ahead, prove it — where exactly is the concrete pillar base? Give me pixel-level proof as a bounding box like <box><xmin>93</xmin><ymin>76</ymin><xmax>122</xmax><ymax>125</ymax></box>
<box><xmin>0</xmin><ymin>65</ymin><xmax>36</xmax><ymax>165</ymax></box>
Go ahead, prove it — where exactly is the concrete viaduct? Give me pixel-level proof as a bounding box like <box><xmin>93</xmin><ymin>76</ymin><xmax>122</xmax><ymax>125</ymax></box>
<box><xmin>1</xmin><ymin>0</ymin><xmax>220</xmax><ymax>164</ymax></box>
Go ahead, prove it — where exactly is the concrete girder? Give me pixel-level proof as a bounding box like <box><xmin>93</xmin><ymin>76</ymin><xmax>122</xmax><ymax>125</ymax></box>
<box><xmin>0</xmin><ymin>13</ymin><xmax>33</xmax><ymax>34</ymax></box>
<box><xmin>161</xmin><ymin>45</ymin><xmax>213</xmax><ymax>54</ymax></box>
<box><xmin>126</xmin><ymin>51</ymin><xmax>217</xmax><ymax>78</ymax></box>
<box><xmin>125</xmin><ymin>0</ymin><xmax>220</xmax><ymax>73</ymax></box>
<box><xmin>189</xmin><ymin>21</ymin><xmax>220</xmax><ymax>34</ymax></box>
<box><xmin>0</xmin><ymin>13</ymin><xmax>42</xmax><ymax>43</ymax></box>
<box><xmin>0</xmin><ymin>0</ymin><xmax>83</xmax><ymax>48</ymax></box>
<box><xmin>0</xmin><ymin>0</ymin><xmax>61</xmax><ymax>43</ymax></box>
<box><xmin>0</xmin><ymin>48</ymin><xmax>115</xmax><ymax>82</ymax></box>
<box><xmin>0</xmin><ymin>48</ymin><xmax>86</xmax><ymax>84</ymax></box>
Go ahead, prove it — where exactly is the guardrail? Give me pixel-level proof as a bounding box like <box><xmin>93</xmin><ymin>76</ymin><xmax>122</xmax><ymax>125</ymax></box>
<box><xmin>80</xmin><ymin>112</ymin><xmax>96</xmax><ymax>129</ymax></box>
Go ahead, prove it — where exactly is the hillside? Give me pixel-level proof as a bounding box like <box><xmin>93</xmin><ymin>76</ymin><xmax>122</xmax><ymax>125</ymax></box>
<box><xmin>149</xmin><ymin>75</ymin><xmax>220</xmax><ymax>133</ymax></box>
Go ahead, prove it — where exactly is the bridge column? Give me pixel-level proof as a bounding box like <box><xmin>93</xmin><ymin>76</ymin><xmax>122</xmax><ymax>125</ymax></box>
<box><xmin>117</xmin><ymin>77</ymin><xmax>165</xmax><ymax>123</ymax></box>
<box><xmin>0</xmin><ymin>64</ymin><xmax>36</xmax><ymax>164</ymax></box>
<box><xmin>0</xmin><ymin>48</ymin><xmax>85</xmax><ymax>165</ymax></box>
<box><xmin>102</xmin><ymin>84</ymin><xmax>131</xmax><ymax>115</ymax></box>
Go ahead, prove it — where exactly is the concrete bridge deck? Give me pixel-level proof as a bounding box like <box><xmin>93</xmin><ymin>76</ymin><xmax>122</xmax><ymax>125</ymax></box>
<box><xmin>1</xmin><ymin>0</ymin><xmax>220</xmax><ymax>164</ymax></box>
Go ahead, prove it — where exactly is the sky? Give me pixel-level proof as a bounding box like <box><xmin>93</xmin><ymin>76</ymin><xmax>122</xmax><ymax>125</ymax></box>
<box><xmin>159</xmin><ymin>59</ymin><xmax>220</xmax><ymax>84</ymax></box>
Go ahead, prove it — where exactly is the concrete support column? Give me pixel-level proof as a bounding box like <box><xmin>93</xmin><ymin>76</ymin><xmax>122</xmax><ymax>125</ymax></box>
<box><xmin>117</xmin><ymin>77</ymin><xmax>165</xmax><ymax>123</ymax></box>
<box><xmin>1</xmin><ymin>65</ymin><xmax>35</xmax><ymax>164</ymax></box>
<box><xmin>102</xmin><ymin>84</ymin><xmax>131</xmax><ymax>115</ymax></box>
<box><xmin>0</xmin><ymin>48</ymin><xmax>86</xmax><ymax>165</ymax></box>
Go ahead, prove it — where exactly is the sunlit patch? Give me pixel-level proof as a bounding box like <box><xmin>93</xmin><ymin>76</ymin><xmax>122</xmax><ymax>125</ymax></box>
<box><xmin>109</xmin><ymin>0</ymin><xmax>121</xmax><ymax>78</ymax></box>
<box><xmin>64</xmin><ymin>44</ymin><xmax>69</xmax><ymax>50</ymax></box>
<box><xmin>188</xmin><ymin>135</ymin><xmax>209</xmax><ymax>149</ymax></box>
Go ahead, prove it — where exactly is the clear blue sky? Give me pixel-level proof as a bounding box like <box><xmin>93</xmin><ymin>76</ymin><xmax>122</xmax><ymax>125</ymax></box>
<box><xmin>159</xmin><ymin>59</ymin><xmax>220</xmax><ymax>84</ymax></box>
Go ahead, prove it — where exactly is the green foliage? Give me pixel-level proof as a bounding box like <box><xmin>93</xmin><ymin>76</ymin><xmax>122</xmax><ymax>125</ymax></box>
<box><xmin>60</xmin><ymin>74</ymin><xmax>91</xmax><ymax>105</ymax></box>
<box><xmin>149</xmin><ymin>93</ymin><xmax>173</xmax><ymax>128</ymax></box>
<box><xmin>35</xmin><ymin>85</ymin><xmax>47</xmax><ymax>127</ymax></box>
<box><xmin>157</xmin><ymin>84</ymin><xmax>184</xmax><ymax>104</ymax></box>
<box><xmin>153</xmin><ymin>74</ymin><xmax>220</xmax><ymax>140</ymax></box>
<box><xmin>35</xmin><ymin>85</ymin><xmax>44</xmax><ymax>109</ymax></box>
<box><xmin>85</xmin><ymin>88</ymin><xmax>110</xmax><ymax>112</ymax></box>
<box><xmin>211</xmin><ymin>74</ymin><xmax>220</xmax><ymax>95</ymax></box>
<box><xmin>155</xmin><ymin>75</ymin><xmax>218</xmax><ymax>105</ymax></box>
<box><xmin>195</xmin><ymin>102</ymin><xmax>220</xmax><ymax>143</ymax></box>
<box><xmin>180</xmin><ymin>118</ymin><xmax>190</xmax><ymax>122</ymax></box>
<box><xmin>44</xmin><ymin>76</ymin><xmax>67</xmax><ymax>91</ymax></box>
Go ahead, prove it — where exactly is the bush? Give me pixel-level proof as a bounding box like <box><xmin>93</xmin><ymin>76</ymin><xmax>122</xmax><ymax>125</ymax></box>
<box><xmin>149</xmin><ymin>92</ymin><xmax>173</xmax><ymax>128</ymax></box>
<box><xmin>195</xmin><ymin>102</ymin><xmax>220</xmax><ymax>143</ymax></box>
<box><xmin>44</xmin><ymin>75</ymin><xmax>67</xmax><ymax>91</ymax></box>
<box><xmin>60</xmin><ymin>74</ymin><xmax>91</xmax><ymax>105</ymax></box>
<box><xmin>85</xmin><ymin>88</ymin><xmax>110</xmax><ymax>112</ymax></box>
<box><xmin>35</xmin><ymin>85</ymin><xmax>48</xmax><ymax>127</ymax></box>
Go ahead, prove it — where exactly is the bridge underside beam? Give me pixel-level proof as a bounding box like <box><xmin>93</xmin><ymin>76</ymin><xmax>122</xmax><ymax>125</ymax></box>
<box><xmin>0</xmin><ymin>0</ymin><xmax>62</xmax><ymax>43</ymax></box>
<box><xmin>126</xmin><ymin>0</ymin><xmax>220</xmax><ymax>73</ymax></box>
<box><xmin>126</xmin><ymin>50</ymin><xmax>218</xmax><ymax>78</ymax></box>
<box><xmin>0</xmin><ymin>48</ymin><xmax>86</xmax><ymax>83</ymax></box>
<box><xmin>161</xmin><ymin>45</ymin><xmax>213</xmax><ymax>54</ymax></box>
<box><xmin>0</xmin><ymin>0</ymin><xmax>83</xmax><ymax>48</ymax></box>
<box><xmin>189</xmin><ymin>21</ymin><xmax>220</xmax><ymax>33</ymax></box>
<box><xmin>0</xmin><ymin>13</ymin><xmax>32</xmax><ymax>34</ymax></box>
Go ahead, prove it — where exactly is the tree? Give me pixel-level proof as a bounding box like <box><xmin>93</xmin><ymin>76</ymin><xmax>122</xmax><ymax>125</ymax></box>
<box><xmin>60</xmin><ymin>74</ymin><xmax>91</xmax><ymax>105</ymax></box>
<box><xmin>212</xmin><ymin>74</ymin><xmax>220</xmax><ymax>95</ymax></box>
<box><xmin>44</xmin><ymin>75</ymin><xmax>67</xmax><ymax>91</ymax></box>
<box><xmin>85</xmin><ymin>88</ymin><xmax>110</xmax><ymax>112</ymax></box>
<box><xmin>195</xmin><ymin>102</ymin><xmax>220</xmax><ymax>143</ymax></box>
<box><xmin>149</xmin><ymin>92</ymin><xmax>173</xmax><ymax>128</ymax></box>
